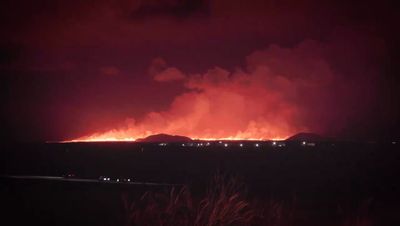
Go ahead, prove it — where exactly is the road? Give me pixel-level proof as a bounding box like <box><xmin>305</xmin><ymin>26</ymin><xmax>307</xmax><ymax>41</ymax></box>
<box><xmin>0</xmin><ymin>175</ymin><xmax>183</xmax><ymax>187</ymax></box>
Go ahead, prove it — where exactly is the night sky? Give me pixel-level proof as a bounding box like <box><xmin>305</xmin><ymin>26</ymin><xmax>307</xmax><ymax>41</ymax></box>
<box><xmin>1</xmin><ymin>0</ymin><xmax>399</xmax><ymax>142</ymax></box>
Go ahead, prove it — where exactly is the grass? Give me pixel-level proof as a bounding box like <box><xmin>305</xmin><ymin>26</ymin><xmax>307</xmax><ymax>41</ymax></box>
<box><xmin>122</xmin><ymin>172</ymin><xmax>256</xmax><ymax>226</ymax></box>
<box><xmin>121</xmin><ymin>172</ymin><xmax>375</xmax><ymax>226</ymax></box>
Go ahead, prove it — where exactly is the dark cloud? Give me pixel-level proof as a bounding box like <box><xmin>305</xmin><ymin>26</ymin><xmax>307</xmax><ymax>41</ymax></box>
<box><xmin>129</xmin><ymin>0</ymin><xmax>210</xmax><ymax>19</ymax></box>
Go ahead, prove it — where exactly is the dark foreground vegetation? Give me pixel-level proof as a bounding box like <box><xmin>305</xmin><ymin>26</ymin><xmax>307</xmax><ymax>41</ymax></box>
<box><xmin>121</xmin><ymin>172</ymin><xmax>387</xmax><ymax>226</ymax></box>
<box><xmin>0</xmin><ymin>141</ymin><xmax>399</xmax><ymax>226</ymax></box>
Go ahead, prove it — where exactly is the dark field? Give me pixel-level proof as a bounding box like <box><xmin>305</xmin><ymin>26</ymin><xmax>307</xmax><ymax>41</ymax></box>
<box><xmin>1</xmin><ymin>141</ymin><xmax>399</xmax><ymax>226</ymax></box>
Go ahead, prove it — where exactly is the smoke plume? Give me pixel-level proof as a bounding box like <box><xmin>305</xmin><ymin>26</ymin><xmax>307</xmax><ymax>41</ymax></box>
<box><xmin>76</xmin><ymin>29</ymin><xmax>384</xmax><ymax>141</ymax></box>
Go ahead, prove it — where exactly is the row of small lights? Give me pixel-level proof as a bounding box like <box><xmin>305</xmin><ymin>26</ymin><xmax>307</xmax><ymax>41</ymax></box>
<box><xmin>179</xmin><ymin>142</ymin><xmax>282</xmax><ymax>148</ymax></box>
<box><xmin>160</xmin><ymin>141</ymin><xmax>317</xmax><ymax>148</ymax></box>
<box><xmin>101</xmin><ymin>177</ymin><xmax>131</xmax><ymax>182</ymax></box>
<box><xmin>223</xmin><ymin>143</ymin><xmax>260</xmax><ymax>147</ymax></box>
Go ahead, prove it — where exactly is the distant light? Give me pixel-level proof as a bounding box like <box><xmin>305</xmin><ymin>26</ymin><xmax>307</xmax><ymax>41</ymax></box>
<box><xmin>302</xmin><ymin>141</ymin><xmax>306</xmax><ymax>145</ymax></box>
<box><xmin>239</xmin><ymin>143</ymin><xmax>243</xmax><ymax>147</ymax></box>
<box><xmin>255</xmin><ymin>143</ymin><xmax>259</xmax><ymax>147</ymax></box>
<box><xmin>218</xmin><ymin>141</ymin><xmax>222</xmax><ymax>144</ymax></box>
<box><xmin>272</xmin><ymin>141</ymin><xmax>277</xmax><ymax>146</ymax></box>
<box><xmin>117</xmin><ymin>179</ymin><xmax>119</xmax><ymax>182</ymax></box>
<box><xmin>224</xmin><ymin>143</ymin><xmax>228</xmax><ymax>147</ymax></box>
<box><xmin>206</xmin><ymin>142</ymin><xmax>210</xmax><ymax>146</ymax></box>
<box><xmin>182</xmin><ymin>144</ymin><xmax>185</xmax><ymax>147</ymax></box>
<box><xmin>127</xmin><ymin>179</ymin><xmax>130</xmax><ymax>182</ymax></box>
<box><xmin>392</xmin><ymin>141</ymin><xmax>397</xmax><ymax>145</ymax></box>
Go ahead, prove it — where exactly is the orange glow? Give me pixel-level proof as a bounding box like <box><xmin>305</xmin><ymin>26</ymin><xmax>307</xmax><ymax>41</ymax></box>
<box><xmin>66</xmin><ymin>69</ymin><xmax>303</xmax><ymax>143</ymax></box>
<box><xmin>66</xmin><ymin>136</ymin><xmax>287</xmax><ymax>142</ymax></box>
<box><xmin>66</xmin><ymin>45</ymin><xmax>330</xmax><ymax>143</ymax></box>
<box><xmin>66</xmin><ymin>130</ymin><xmax>289</xmax><ymax>143</ymax></box>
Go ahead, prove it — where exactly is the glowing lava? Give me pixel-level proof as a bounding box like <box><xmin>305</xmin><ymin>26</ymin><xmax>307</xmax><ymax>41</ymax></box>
<box><xmin>65</xmin><ymin>41</ymin><xmax>343</xmax><ymax>143</ymax></box>
<box><xmin>66</xmin><ymin>129</ymin><xmax>289</xmax><ymax>143</ymax></box>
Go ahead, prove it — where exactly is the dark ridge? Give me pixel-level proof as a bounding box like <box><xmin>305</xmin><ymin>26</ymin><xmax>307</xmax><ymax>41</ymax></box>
<box><xmin>286</xmin><ymin>132</ymin><xmax>331</xmax><ymax>142</ymax></box>
<box><xmin>136</xmin><ymin>133</ymin><xmax>192</xmax><ymax>143</ymax></box>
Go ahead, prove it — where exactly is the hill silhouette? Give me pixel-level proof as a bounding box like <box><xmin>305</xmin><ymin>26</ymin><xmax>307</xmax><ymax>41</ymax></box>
<box><xmin>286</xmin><ymin>132</ymin><xmax>330</xmax><ymax>142</ymax></box>
<box><xmin>136</xmin><ymin>133</ymin><xmax>192</xmax><ymax>143</ymax></box>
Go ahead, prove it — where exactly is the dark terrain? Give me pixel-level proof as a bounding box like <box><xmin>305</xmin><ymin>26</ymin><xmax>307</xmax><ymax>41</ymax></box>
<box><xmin>1</xmin><ymin>140</ymin><xmax>399</xmax><ymax>226</ymax></box>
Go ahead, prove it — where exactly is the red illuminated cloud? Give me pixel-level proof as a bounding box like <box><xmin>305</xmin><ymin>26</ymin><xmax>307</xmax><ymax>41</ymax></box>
<box><xmin>74</xmin><ymin>38</ymin><xmax>352</xmax><ymax>141</ymax></box>
<box><xmin>73</xmin><ymin>28</ymin><xmax>385</xmax><ymax>142</ymax></box>
<box><xmin>149</xmin><ymin>57</ymin><xmax>186</xmax><ymax>82</ymax></box>
<box><xmin>154</xmin><ymin>67</ymin><xmax>186</xmax><ymax>82</ymax></box>
<box><xmin>1</xmin><ymin>0</ymin><xmax>395</xmax><ymax>142</ymax></box>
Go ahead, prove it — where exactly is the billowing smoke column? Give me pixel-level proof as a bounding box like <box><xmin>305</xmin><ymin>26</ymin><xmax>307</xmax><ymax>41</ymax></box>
<box><xmin>72</xmin><ymin>30</ymin><xmax>384</xmax><ymax>141</ymax></box>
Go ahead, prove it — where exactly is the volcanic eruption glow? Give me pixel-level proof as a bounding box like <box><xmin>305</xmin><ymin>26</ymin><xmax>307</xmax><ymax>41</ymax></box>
<box><xmin>68</xmin><ymin>131</ymin><xmax>288</xmax><ymax>143</ymax></box>
<box><xmin>67</xmin><ymin>32</ymin><xmax>382</xmax><ymax>143</ymax></box>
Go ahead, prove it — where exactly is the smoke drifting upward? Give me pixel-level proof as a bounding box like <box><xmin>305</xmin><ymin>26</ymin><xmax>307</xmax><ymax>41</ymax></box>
<box><xmin>74</xmin><ymin>29</ymin><xmax>385</xmax><ymax>141</ymax></box>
